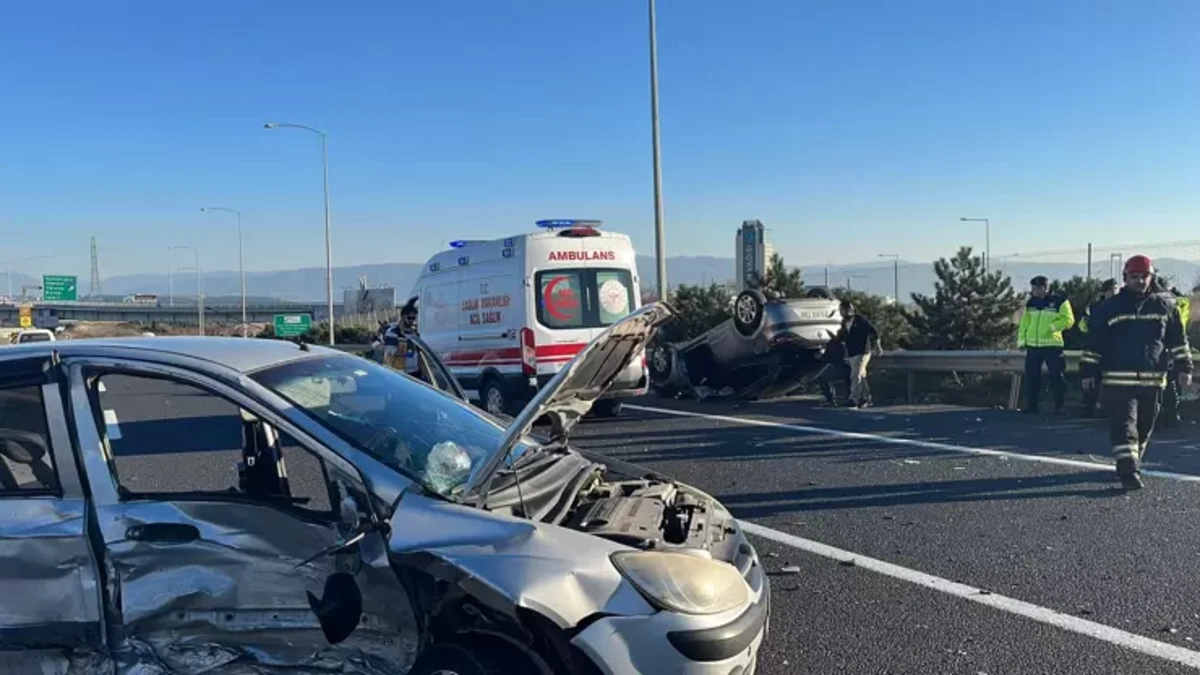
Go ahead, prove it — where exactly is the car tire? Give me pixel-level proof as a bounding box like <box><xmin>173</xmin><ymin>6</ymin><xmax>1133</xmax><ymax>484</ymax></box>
<box><xmin>649</xmin><ymin>343</ymin><xmax>676</xmax><ymax>387</ymax></box>
<box><xmin>591</xmin><ymin>400</ymin><xmax>623</xmax><ymax>418</ymax></box>
<box><xmin>481</xmin><ymin>378</ymin><xmax>510</xmax><ymax>417</ymax></box>
<box><xmin>409</xmin><ymin>642</ymin><xmax>531</xmax><ymax>675</ymax></box>
<box><xmin>733</xmin><ymin>290</ymin><xmax>767</xmax><ymax>338</ymax></box>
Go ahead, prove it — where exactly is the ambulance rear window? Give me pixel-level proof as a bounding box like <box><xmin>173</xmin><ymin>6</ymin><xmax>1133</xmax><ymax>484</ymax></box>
<box><xmin>535</xmin><ymin>268</ymin><xmax>635</xmax><ymax>330</ymax></box>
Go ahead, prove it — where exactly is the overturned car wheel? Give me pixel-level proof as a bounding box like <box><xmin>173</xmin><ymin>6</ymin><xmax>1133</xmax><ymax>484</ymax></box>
<box><xmin>733</xmin><ymin>289</ymin><xmax>766</xmax><ymax>338</ymax></box>
<box><xmin>410</xmin><ymin>642</ymin><xmax>534</xmax><ymax>675</ymax></box>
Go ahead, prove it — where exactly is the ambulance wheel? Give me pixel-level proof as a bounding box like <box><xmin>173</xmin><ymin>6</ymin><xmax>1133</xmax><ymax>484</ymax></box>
<box><xmin>734</xmin><ymin>290</ymin><xmax>767</xmax><ymax>338</ymax></box>
<box><xmin>591</xmin><ymin>400</ymin><xmax>623</xmax><ymax>418</ymax></box>
<box><xmin>481</xmin><ymin>379</ymin><xmax>510</xmax><ymax>417</ymax></box>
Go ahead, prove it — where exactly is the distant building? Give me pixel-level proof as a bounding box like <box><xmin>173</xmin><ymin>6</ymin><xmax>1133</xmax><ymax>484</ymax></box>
<box><xmin>735</xmin><ymin>220</ymin><xmax>773</xmax><ymax>292</ymax></box>
<box><xmin>342</xmin><ymin>276</ymin><xmax>396</xmax><ymax>316</ymax></box>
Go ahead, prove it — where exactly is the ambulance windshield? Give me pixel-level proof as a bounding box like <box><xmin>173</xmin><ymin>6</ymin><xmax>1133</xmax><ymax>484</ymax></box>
<box><xmin>535</xmin><ymin>268</ymin><xmax>636</xmax><ymax>330</ymax></box>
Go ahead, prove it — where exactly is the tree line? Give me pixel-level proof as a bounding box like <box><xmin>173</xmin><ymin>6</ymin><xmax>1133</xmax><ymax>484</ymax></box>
<box><xmin>657</xmin><ymin>246</ymin><xmax>1199</xmax><ymax>351</ymax></box>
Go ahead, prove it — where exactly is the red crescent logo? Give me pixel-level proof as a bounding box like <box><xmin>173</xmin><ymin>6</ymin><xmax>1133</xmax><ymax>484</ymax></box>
<box><xmin>543</xmin><ymin>276</ymin><xmax>578</xmax><ymax>320</ymax></box>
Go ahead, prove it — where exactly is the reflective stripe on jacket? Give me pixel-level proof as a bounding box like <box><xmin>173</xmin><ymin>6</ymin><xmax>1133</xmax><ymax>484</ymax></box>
<box><xmin>1178</xmin><ymin>295</ymin><xmax>1191</xmax><ymax>330</ymax></box>
<box><xmin>1079</xmin><ymin>288</ymin><xmax>1193</xmax><ymax>387</ymax></box>
<box><xmin>1018</xmin><ymin>295</ymin><xmax>1074</xmax><ymax>348</ymax></box>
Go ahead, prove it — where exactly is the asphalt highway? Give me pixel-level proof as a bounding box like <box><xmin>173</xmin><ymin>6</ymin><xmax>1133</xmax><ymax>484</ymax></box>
<box><xmin>98</xmin><ymin>375</ymin><xmax>1200</xmax><ymax>674</ymax></box>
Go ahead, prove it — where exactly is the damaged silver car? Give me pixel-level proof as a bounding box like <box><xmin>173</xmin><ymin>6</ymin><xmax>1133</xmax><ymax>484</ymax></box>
<box><xmin>0</xmin><ymin>303</ymin><xmax>769</xmax><ymax>675</ymax></box>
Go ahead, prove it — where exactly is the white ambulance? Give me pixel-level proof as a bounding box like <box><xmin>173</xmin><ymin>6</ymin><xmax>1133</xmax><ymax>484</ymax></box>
<box><xmin>409</xmin><ymin>219</ymin><xmax>648</xmax><ymax>418</ymax></box>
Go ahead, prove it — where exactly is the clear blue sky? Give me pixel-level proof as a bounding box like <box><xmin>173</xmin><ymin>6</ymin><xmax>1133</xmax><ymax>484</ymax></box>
<box><xmin>1</xmin><ymin>0</ymin><xmax>1198</xmax><ymax>280</ymax></box>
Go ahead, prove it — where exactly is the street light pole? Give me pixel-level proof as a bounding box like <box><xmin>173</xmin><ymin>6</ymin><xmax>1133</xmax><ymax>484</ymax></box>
<box><xmin>879</xmin><ymin>254</ymin><xmax>900</xmax><ymax>303</ymax></box>
<box><xmin>959</xmin><ymin>217</ymin><xmax>991</xmax><ymax>272</ymax></box>
<box><xmin>2</xmin><ymin>254</ymin><xmax>59</xmax><ymax>299</ymax></box>
<box><xmin>648</xmin><ymin>0</ymin><xmax>668</xmax><ymax>301</ymax></box>
<box><xmin>202</xmin><ymin>207</ymin><xmax>247</xmax><ymax>337</ymax></box>
<box><xmin>265</xmin><ymin>122</ymin><xmax>335</xmax><ymax>345</ymax></box>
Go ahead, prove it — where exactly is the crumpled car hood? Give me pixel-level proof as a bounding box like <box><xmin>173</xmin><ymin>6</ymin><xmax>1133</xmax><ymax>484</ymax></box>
<box><xmin>387</xmin><ymin>492</ymin><xmax>655</xmax><ymax>628</ymax></box>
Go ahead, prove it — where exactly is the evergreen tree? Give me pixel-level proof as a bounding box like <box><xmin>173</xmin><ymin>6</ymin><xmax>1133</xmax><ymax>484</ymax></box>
<box><xmin>1048</xmin><ymin>275</ymin><xmax>1104</xmax><ymax>350</ymax></box>
<box><xmin>903</xmin><ymin>246</ymin><xmax>1024</xmax><ymax>350</ymax></box>
<box><xmin>762</xmin><ymin>253</ymin><xmax>805</xmax><ymax>298</ymax></box>
<box><xmin>663</xmin><ymin>283</ymin><xmax>733</xmax><ymax>341</ymax></box>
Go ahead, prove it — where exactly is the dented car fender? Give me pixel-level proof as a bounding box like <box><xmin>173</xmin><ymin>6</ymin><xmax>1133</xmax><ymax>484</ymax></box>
<box><xmin>387</xmin><ymin>492</ymin><xmax>656</xmax><ymax>629</ymax></box>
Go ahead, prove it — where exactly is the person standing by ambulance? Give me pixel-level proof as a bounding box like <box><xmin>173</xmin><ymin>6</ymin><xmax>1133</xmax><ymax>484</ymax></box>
<box><xmin>1017</xmin><ymin>276</ymin><xmax>1075</xmax><ymax>414</ymax></box>
<box><xmin>1080</xmin><ymin>255</ymin><xmax>1192</xmax><ymax>490</ymax></box>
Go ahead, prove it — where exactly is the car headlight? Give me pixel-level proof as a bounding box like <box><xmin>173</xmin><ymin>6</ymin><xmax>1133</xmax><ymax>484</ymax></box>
<box><xmin>611</xmin><ymin>550</ymin><xmax>750</xmax><ymax>616</ymax></box>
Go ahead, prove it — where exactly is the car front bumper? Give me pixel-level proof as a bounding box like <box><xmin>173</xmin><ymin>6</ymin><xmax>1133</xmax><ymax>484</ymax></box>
<box><xmin>570</xmin><ymin>569</ymin><xmax>770</xmax><ymax>674</ymax></box>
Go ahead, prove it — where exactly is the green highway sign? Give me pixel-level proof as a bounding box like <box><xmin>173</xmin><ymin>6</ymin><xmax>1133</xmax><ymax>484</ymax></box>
<box><xmin>42</xmin><ymin>275</ymin><xmax>78</xmax><ymax>302</ymax></box>
<box><xmin>274</xmin><ymin>313</ymin><xmax>312</xmax><ymax>338</ymax></box>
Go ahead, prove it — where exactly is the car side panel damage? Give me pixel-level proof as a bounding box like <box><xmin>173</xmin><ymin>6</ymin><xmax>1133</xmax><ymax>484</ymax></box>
<box><xmin>0</xmin><ymin>498</ymin><xmax>110</xmax><ymax>675</ymax></box>
<box><xmin>93</xmin><ymin>501</ymin><xmax>418</xmax><ymax>674</ymax></box>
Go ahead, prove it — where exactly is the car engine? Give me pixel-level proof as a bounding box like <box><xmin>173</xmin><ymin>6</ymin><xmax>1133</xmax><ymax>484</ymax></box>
<box><xmin>562</xmin><ymin>476</ymin><xmax>733</xmax><ymax>552</ymax></box>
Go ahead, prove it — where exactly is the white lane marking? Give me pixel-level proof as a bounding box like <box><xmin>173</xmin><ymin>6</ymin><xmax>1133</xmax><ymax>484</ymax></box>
<box><xmin>626</xmin><ymin>404</ymin><xmax>1200</xmax><ymax>484</ymax></box>
<box><xmin>102</xmin><ymin>409</ymin><xmax>122</xmax><ymax>441</ymax></box>
<box><xmin>740</xmin><ymin>520</ymin><xmax>1200</xmax><ymax>669</ymax></box>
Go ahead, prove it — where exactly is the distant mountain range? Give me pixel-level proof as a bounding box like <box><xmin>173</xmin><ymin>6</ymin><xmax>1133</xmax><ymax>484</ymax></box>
<box><xmin>8</xmin><ymin>254</ymin><xmax>1199</xmax><ymax>303</ymax></box>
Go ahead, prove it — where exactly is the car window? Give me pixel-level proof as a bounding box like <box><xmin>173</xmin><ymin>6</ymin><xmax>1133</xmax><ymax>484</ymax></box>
<box><xmin>0</xmin><ymin>384</ymin><xmax>59</xmax><ymax>493</ymax></box>
<box><xmin>251</xmin><ymin>353</ymin><xmax>538</xmax><ymax>500</ymax></box>
<box><xmin>535</xmin><ymin>268</ymin><xmax>636</xmax><ymax>330</ymax></box>
<box><xmin>92</xmin><ymin>372</ymin><xmax>333</xmax><ymax>514</ymax></box>
<box><xmin>18</xmin><ymin>332</ymin><xmax>52</xmax><ymax>343</ymax></box>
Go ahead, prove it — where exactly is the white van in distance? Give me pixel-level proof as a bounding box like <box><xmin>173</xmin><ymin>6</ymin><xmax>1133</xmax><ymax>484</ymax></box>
<box><xmin>409</xmin><ymin>220</ymin><xmax>648</xmax><ymax>417</ymax></box>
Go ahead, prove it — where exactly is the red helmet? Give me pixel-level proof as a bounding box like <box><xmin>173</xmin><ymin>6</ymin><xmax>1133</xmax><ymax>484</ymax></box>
<box><xmin>1124</xmin><ymin>255</ymin><xmax>1153</xmax><ymax>275</ymax></box>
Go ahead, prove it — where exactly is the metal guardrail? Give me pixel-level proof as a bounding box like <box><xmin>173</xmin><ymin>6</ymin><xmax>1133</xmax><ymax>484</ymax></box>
<box><xmin>329</xmin><ymin>342</ymin><xmax>1194</xmax><ymax>409</ymax></box>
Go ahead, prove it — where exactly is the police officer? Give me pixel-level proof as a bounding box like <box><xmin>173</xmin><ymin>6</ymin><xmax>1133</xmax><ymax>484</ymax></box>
<box><xmin>1077</xmin><ymin>278</ymin><xmax>1118</xmax><ymax>417</ymax></box>
<box><xmin>1161</xmin><ymin>286</ymin><xmax>1192</xmax><ymax>427</ymax></box>
<box><xmin>1080</xmin><ymin>255</ymin><xmax>1192</xmax><ymax>490</ymax></box>
<box><xmin>1018</xmin><ymin>276</ymin><xmax>1075</xmax><ymax>414</ymax></box>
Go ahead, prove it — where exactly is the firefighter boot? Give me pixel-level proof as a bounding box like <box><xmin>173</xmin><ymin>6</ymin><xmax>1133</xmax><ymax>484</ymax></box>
<box><xmin>1116</xmin><ymin>457</ymin><xmax>1144</xmax><ymax>490</ymax></box>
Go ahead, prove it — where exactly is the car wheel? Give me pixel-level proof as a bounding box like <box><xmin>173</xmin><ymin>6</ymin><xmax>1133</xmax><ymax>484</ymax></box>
<box><xmin>649</xmin><ymin>343</ymin><xmax>676</xmax><ymax>386</ymax></box>
<box><xmin>481</xmin><ymin>379</ymin><xmax>509</xmax><ymax>417</ymax></box>
<box><xmin>591</xmin><ymin>400</ymin><xmax>623</xmax><ymax>418</ymax></box>
<box><xmin>409</xmin><ymin>642</ymin><xmax>531</xmax><ymax>675</ymax></box>
<box><xmin>733</xmin><ymin>290</ymin><xmax>767</xmax><ymax>337</ymax></box>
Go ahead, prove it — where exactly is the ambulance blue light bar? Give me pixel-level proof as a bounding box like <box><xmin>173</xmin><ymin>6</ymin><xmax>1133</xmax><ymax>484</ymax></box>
<box><xmin>536</xmin><ymin>219</ymin><xmax>603</xmax><ymax>229</ymax></box>
<box><xmin>449</xmin><ymin>239</ymin><xmax>486</xmax><ymax>249</ymax></box>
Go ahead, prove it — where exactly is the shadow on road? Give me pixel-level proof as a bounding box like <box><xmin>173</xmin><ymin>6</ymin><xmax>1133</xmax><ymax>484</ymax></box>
<box><xmin>722</xmin><ymin>471</ymin><xmax>1126</xmax><ymax>517</ymax></box>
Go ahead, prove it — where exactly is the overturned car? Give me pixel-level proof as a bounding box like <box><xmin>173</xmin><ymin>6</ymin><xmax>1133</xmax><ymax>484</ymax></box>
<box><xmin>650</xmin><ymin>286</ymin><xmax>844</xmax><ymax>400</ymax></box>
<box><xmin>0</xmin><ymin>303</ymin><xmax>768</xmax><ymax>674</ymax></box>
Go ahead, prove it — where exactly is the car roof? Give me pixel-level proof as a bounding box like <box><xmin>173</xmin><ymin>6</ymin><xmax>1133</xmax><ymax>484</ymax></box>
<box><xmin>0</xmin><ymin>336</ymin><xmax>338</xmax><ymax>374</ymax></box>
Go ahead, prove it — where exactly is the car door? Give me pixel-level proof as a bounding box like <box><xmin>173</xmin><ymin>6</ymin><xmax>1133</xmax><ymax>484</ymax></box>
<box><xmin>0</xmin><ymin>354</ymin><xmax>106</xmax><ymax>668</ymax></box>
<box><xmin>62</xmin><ymin>357</ymin><xmax>418</xmax><ymax>673</ymax></box>
<box><xmin>406</xmin><ymin>331</ymin><xmax>469</xmax><ymax>403</ymax></box>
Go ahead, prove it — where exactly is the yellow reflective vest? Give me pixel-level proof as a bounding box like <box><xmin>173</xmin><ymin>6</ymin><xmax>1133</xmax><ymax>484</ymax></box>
<box><xmin>1018</xmin><ymin>295</ymin><xmax>1074</xmax><ymax>348</ymax></box>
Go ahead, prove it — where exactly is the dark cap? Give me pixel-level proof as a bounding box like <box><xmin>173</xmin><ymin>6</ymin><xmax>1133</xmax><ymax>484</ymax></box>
<box><xmin>1101</xmin><ymin>278</ymin><xmax>1117</xmax><ymax>292</ymax></box>
<box><xmin>1030</xmin><ymin>275</ymin><xmax>1049</xmax><ymax>287</ymax></box>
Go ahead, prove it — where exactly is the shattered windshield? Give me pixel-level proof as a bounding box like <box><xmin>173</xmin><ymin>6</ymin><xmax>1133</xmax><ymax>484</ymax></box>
<box><xmin>251</xmin><ymin>353</ymin><xmax>536</xmax><ymax>499</ymax></box>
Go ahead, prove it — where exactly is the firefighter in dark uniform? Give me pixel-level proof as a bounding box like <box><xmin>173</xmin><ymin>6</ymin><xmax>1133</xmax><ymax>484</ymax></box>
<box><xmin>1159</xmin><ymin>286</ymin><xmax>1191</xmax><ymax>427</ymax></box>
<box><xmin>1017</xmin><ymin>276</ymin><xmax>1075</xmax><ymax>414</ymax></box>
<box><xmin>1077</xmin><ymin>278</ymin><xmax>1118</xmax><ymax>417</ymax></box>
<box><xmin>1080</xmin><ymin>255</ymin><xmax>1192</xmax><ymax>490</ymax></box>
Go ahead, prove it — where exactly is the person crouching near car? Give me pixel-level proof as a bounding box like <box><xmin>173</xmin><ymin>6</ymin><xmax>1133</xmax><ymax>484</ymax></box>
<box><xmin>837</xmin><ymin>300</ymin><xmax>882</xmax><ymax>409</ymax></box>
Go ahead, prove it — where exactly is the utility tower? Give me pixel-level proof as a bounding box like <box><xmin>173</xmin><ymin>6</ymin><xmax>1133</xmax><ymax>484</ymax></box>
<box><xmin>89</xmin><ymin>236</ymin><xmax>102</xmax><ymax>297</ymax></box>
